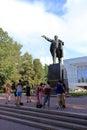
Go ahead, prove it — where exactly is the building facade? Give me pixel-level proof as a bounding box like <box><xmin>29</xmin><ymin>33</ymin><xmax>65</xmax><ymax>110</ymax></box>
<box><xmin>64</xmin><ymin>56</ymin><xmax>87</xmax><ymax>90</ymax></box>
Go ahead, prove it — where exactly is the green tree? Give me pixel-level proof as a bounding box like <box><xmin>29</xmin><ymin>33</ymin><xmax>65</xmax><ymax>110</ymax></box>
<box><xmin>0</xmin><ymin>28</ymin><xmax>48</xmax><ymax>90</ymax></box>
<box><xmin>43</xmin><ymin>64</ymin><xmax>48</xmax><ymax>82</ymax></box>
<box><xmin>20</xmin><ymin>53</ymin><xmax>34</xmax><ymax>86</ymax></box>
<box><xmin>0</xmin><ymin>28</ymin><xmax>22</xmax><ymax>87</ymax></box>
<box><xmin>33</xmin><ymin>59</ymin><xmax>44</xmax><ymax>85</ymax></box>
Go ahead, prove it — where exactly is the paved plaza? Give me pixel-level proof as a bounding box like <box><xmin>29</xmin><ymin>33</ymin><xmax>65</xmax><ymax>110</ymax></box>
<box><xmin>0</xmin><ymin>93</ymin><xmax>87</xmax><ymax>113</ymax></box>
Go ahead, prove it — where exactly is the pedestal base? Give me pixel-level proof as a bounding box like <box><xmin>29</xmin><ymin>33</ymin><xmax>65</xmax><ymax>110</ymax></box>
<box><xmin>48</xmin><ymin>63</ymin><xmax>68</xmax><ymax>93</ymax></box>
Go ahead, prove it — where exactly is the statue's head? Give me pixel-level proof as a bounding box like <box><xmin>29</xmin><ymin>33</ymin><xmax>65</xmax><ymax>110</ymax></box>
<box><xmin>54</xmin><ymin>35</ymin><xmax>58</xmax><ymax>40</ymax></box>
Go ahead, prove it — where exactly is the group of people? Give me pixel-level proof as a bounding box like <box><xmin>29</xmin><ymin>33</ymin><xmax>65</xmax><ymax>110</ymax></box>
<box><xmin>5</xmin><ymin>81</ymin><xmax>31</xmax><ymax>106</ymax></box>
<box><xmin>35</xmin><ymin>80</ymin><xmax>66</xmax><ymax>109</ymax></box>
<box><xmin>5</xmin><ymin>80</ymin><xmax>66</xmax><ymax>109</ymax></box>
<box><xmin>14</xmin><ymin>81</ymin><xmax>32</xmax><ymax>106</ymax></box>
<box><xmin>36</xmin><ymin>81</ymin><xmax>51</xmax><ymax>109</ymax></box>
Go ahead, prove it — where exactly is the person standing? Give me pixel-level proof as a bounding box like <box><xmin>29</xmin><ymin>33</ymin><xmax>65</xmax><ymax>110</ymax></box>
<box><xmin>62</xmin><ymin>83</ymin><xmax>66</xmax><ymax>108</ymax></box>
<box><xmin>36</xmin><ymin>83</ymin><xmax>43</xmax><ymax>108</ymax></box>
<box><xmin>26</xmin><ymin>82</ymin><xmax>31</xmax><ymax>103</ymax></box>
<box><xmin>16</xmin><ymin>83</ymin><xmax>22</xmax><ymax>106</ymax></box>
<box><xmin>14</xmin><ymin>86</ymin><xmax>17</xmax><ymax>104</ymax></box>
<box><xmin>56</xmin><ymin>80</ymin><xmax>64</xmax><ymax>109</ymax></box>
<box><xmin>38</xmin><ymin>83</ymin><xmax>44</xmax><ymax>105</ymax></box>
<box><xmin>43</xmin><ymin>81</ymin><xmax>51</xmax><ymax>109</ymax></box>
<box><xmin>5</xmin><ymin>83</ymin><xmax>11</xmax><ymax>104</ymax></box>
<box><xmin>35</xmin><ymin>85</ymin><xmax>39</xmax><ymax>104</ymax></box>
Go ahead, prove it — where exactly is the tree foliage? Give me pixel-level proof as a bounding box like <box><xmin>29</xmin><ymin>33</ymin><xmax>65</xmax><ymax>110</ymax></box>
<box><xmin>33</xmin><ymin>59</ymin><xmax>45</xmax><ymax>85</ymax></box>
<box><xmin>19</xmin><ymin>53</ymin><xmax>35</xmax><ymax>86</ymax></box>
<box><xmin>0</xmin><ymin>28</ymin><xmax>48</xmax><ymax>89</ymax></box>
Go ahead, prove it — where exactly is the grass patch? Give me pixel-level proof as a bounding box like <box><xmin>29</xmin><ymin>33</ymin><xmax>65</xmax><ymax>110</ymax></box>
<box><xmin>70</xmin><ymin>91</ymin><xmax>87</xmax><ymax>96</ymax></box>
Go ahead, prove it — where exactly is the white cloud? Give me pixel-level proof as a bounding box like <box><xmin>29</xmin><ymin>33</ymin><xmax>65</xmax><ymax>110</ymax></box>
<box><xmin>40</xmin><ymin>56</ymin><xmax>52</xmax><ymax>66</ymax></box>
<box><xmin>0</xmin><ymin>0</ymin><xmax>87</xmax><ymax>65</ymax></box>
<box><xmin>63</xmin><ymin>0</ymin><xmax>87</xmax><ymax>42</ymax></box>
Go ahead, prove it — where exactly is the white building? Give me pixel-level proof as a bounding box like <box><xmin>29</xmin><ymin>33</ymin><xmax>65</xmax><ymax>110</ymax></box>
<box><xmin>64</xmin><ymin>56</ymin><xmax>87</xmax><ymax>90</ymax></box>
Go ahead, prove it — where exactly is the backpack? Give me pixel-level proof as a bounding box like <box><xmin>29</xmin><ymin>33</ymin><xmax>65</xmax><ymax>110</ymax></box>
<box><xmin>20</xmin><ymin>102</ymin><xmax>24</xmax><ymax>105</ymax></box>
<box><xmin>36</xmin><ymin>103</ymin><xmax>42</xmax><ymax>108</ymax></box>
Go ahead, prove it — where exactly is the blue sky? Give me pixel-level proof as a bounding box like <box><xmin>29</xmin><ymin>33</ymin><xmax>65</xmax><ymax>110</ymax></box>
<box><xmin>0</xmin><ymin>0</ymin><xmax>87</xmax><ymax>65</ymax></box>
<box><xmin>21</xmin><ymin>0</ymin><xmax>67</xmax><ymax>15</ymax></box>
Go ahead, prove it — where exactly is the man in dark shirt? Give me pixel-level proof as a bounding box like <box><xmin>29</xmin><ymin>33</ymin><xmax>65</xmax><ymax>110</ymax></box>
<box><xmin>26</xmin><ymin>82</ymin><xmax>31</xmax><ymax>103</ymax></box>
<box><xmin>56</xmin><ymin>80</ymin><xmax>64</xmax><ymax>109</ymax></box>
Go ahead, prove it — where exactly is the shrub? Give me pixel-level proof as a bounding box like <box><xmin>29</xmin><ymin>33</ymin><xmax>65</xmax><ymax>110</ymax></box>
<box><xmin>70</xmin><ymin>91</ymin><xmax>87</xmax><ymax>96</ymax></box>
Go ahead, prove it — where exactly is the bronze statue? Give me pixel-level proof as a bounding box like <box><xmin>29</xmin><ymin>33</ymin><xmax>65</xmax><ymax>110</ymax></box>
<box><xmin>42</xmin><ymin>35</ymin><xmax>64</xmax><ymax>64</ymax></box>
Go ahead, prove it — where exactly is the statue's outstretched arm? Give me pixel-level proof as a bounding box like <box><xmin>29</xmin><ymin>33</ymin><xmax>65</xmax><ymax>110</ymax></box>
<box><xmin>42</xmin><ymin>35</ymin><xmax>52</xmax><ymax>42</ymax></box>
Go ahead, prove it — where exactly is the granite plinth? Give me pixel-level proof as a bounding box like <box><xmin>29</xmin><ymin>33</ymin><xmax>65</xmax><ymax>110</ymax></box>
<box><xmin>48</xmin><ymin>63</ymin><xmax>69</xmax><ymax>93</ymax></box>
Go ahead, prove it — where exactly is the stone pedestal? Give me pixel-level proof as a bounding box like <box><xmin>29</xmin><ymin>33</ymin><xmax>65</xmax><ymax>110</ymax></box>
<box><xmin>48</xmin><ymin>63</ymin><xmax>68</xmax><ymax>93</ymax></box>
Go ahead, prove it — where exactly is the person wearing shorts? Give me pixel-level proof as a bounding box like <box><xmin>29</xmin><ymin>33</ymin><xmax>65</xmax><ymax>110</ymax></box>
<box><xmin>16</xmin><ymin>83</ymin><xmax>22</xmax><ymax>106</ymax></box>
<box><xmin>56</xmin><ymin>80</ymin><xmax>64</xmax><ymax>109</ymax></box>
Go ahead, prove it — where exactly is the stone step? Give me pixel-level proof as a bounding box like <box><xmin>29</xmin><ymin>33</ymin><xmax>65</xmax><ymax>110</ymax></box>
<box><xmin>0</xmin><ymin>103</ymin><xmax>87</xmax><ymax>120</ymax></box>
<box><xmin>0</xmin><ymin>106</ymin><xmax>87</xmax><ymax>126</ymax></box>
<box><xmin>0</xmin><ymin>114</ymin><xmax>70</xmax><ymax>130</ymax></box>
<box><xmin>0</xmin><ymin>104</ymin><xmax>87</xmax><ymax>130</ymax></box>
<box><xmin>0</xmin><ymin>109</ymin><xmax>87</xmax><ymax>130</ymax></box>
